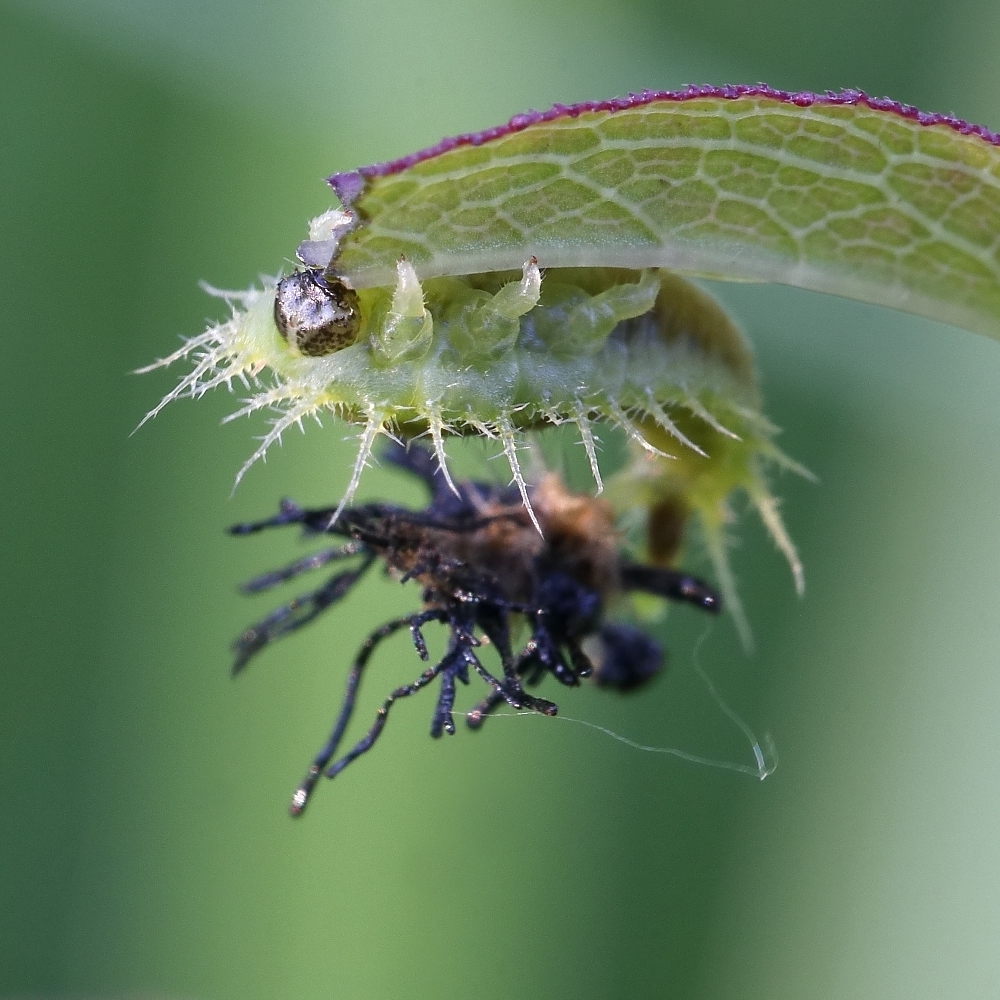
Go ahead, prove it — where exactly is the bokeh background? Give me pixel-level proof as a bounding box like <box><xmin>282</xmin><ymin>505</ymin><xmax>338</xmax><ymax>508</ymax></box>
<box><xmin>4</xmin><ymin>0</ymin><xmax>1000</xmax><ymax>997</ymax></box>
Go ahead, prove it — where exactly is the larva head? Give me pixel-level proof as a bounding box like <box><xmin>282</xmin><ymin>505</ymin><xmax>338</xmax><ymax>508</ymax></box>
<box><xmin>273</xmin><ymin>269</ymin><xmax>361</xmax><ymax>357</ymax></box>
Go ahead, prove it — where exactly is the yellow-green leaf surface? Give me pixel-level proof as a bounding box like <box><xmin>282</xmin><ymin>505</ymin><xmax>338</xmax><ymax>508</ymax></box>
<box><xmin>328</xmin><ymin>87</ymin><xmax>1000</xmax><ymax>339</ymax></box>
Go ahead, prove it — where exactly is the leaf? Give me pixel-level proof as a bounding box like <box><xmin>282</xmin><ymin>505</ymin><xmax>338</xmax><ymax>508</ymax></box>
<box><xmin>328</xmin><ymin>86</ymin><xmax>1000</xmax><ymax>339</ymax></box>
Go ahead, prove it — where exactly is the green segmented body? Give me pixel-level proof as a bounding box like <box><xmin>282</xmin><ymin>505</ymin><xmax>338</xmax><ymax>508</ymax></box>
<box><xmin>330</xmin><ymin>88</ymin><xmax>1000</xmax><ymax>339</ymax></box>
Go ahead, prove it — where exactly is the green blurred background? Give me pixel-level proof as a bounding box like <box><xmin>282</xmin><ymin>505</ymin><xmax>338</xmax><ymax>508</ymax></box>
<box><xmin>4</xmin><ymin>0</ymin><xmax>1000</xmax><ymax>997</ymax></box>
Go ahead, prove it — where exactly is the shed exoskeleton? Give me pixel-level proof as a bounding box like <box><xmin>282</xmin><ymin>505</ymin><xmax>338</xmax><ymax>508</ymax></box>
<box><xmin>229</xmin><ymin>442</ymin><xmax>723</xmax><ymax>815</ymax></box>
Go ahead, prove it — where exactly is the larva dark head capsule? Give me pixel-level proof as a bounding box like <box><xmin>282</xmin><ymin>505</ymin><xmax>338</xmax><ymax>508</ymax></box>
<box><xmin>273</xmin><ymin>269</ymin><xmax>361</xmax><ymax>357</ymax></box>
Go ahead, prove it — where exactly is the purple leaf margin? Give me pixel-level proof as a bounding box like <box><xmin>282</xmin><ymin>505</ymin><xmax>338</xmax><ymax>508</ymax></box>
<box><xmin>328</xmin><ymin>84</ymin><xmax>1000</xmax><ymax>207</ymax></box>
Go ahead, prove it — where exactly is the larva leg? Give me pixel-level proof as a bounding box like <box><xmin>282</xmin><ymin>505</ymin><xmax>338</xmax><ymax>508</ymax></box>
<box><xmin>228</xmin><ymin>497</ymin><xmax>309</xmax><ymax>535</ymax></box>
<box><xmin>369</xmin><ymin>257</ymin><xmax>433</xmax><ymax>363</ymax></box>
<box><xmin>430</xmin><ymin>669</ymin><xmax>458</xmax><ymax>738</ymax></box>
<box><xmin>462</xmin><ymin>645</ymin><xmax>558</xmax><ymax>717</ymax></box>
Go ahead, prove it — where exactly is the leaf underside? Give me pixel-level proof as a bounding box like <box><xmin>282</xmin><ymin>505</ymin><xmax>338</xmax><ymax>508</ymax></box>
<box><xmin>330</xmin><ymin>91</ymin><xmax>1000</xmax><ymax>340</ymax></box>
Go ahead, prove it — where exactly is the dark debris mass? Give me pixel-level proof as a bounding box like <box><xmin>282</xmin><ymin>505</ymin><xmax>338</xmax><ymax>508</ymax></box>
<box><xmin>229</xmin><ymin>443</ymin><xmax>720</xmax><ymax>817</ymax></box>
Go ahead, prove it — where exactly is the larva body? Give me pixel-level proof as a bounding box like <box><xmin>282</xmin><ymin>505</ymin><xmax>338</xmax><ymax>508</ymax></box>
<box><xmin>143</xmin><ymin>86</ymin><xmax>1000</xmax><ymax>628</ymax></box>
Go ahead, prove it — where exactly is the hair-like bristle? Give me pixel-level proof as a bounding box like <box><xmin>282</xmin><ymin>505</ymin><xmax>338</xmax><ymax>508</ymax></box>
<box><xmin>605</xmin><ymin>399</ymin><xmax>674</xmax><ymax>461</ymax></box>
<box><xmin>571</xmin><ymin>399</ymin><xmax>604</xmax><ymax>495</ymax></box>
<box><xmin>747</xmin><ymin>477</ymin><xmax>805</xmax><ymax>597</ymax></box>
<box><xmin>326</xmin><ymin>407</ymin><xmax>389</xmax><ymax>529</ymax></box>
<box><xmin>426</xmin><ymin>402</ymin><xmax>460</xmax><ymax>498</ymax></box>
<box><xmin>496</xmin><ymin>414</ymin><xmax>542</xmax><ymax>536</ymax></box>
<box><xmin>682</xmin><ymin>394</ymin><xmax>742</xmax><ymax>441</ymax></box>
<box><xmin>643</xmin><ymin>390</ymin><xmax>708</xmax><ymax>457</ymax></box>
